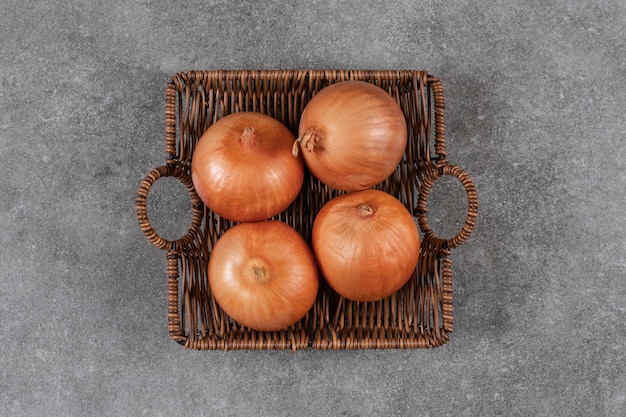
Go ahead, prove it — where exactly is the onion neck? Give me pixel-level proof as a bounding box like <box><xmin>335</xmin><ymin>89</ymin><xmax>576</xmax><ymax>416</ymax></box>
<box><xmin>292</xmin><ymin>129</ymin><xmax>319</xmax><ymax>157</ymax></box>
<box><xmin>239</xmin><ymin>126</ymin><xmax>258</xmax><ymax>147</ymax></box>
<box><xmin>252</xmin><ymin>265</ymin><xmax>267</xmax><ymax>279</ymax></box>
<box><xmin>247</xmin><ymin>259</ymin><xmax>270</xmax><ymax>282</ymax></box>
<box><xmin>358</xmin><ymin>204</ymin><xmax>374</xmax><ymax>218</ymax></box>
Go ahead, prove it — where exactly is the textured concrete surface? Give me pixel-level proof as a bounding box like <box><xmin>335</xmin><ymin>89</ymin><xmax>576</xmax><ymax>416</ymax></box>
<box><xmin>1</xmin><ymin>0</ymin><xmax>625</xmax><ymax>416</ymax></box>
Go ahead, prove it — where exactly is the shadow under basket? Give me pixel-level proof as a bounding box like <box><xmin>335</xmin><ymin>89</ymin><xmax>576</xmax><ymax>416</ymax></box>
<box><xmin>136</xmin><ymin>70</ymin><xmax>478</xmax><ymax>351</ymax></box>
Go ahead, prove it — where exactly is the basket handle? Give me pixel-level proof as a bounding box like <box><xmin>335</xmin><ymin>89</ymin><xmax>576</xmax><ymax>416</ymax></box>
<box><xmin>417</xmin><ymin>164</ymin><xmax>478</xmax><ymax>249</ymax></box>
<box><xmin>135</xmin><ymin>165</ymin><xmax>204</xmax><ymax>250</ymax></box>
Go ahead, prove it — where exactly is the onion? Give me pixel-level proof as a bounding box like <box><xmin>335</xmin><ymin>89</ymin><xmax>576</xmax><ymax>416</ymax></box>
<box><xmin>312</xmin><ymin>189</ymin><xmax>420</xmax><ymax>302</ymax></box>
<box><xmin>293</xmin><ymin>80</ymin><xmax>407</xmax><ymax>191</ymax></box>
<box><xmin>191</xmin><ymin>112</ymin><xmax>304</xmax><ymax>222</ymax></box>
<box><xmin>208</xmin><ymin>220</ymin><xmax>319</xmax><ymax>332</ymax></box>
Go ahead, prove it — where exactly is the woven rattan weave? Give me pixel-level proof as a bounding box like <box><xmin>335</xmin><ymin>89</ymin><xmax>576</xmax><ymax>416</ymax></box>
<box><xmin>136</xmin><ymin>70</ymin><xmax>477</xmax><ymax>350</ymax></box>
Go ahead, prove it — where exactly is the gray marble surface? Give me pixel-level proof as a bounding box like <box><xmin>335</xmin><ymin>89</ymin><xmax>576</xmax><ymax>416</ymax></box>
<box><xmin>1</xmin><ymin>1</ymin><xmax>625</xmax><ymax>415</ymax></box>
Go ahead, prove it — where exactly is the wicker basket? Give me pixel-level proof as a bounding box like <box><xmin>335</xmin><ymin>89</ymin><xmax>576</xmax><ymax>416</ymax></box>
<box><xmin>136</xmin><ymin>70</ymin><xmax>477</xmax><ymax>350</ymax></box>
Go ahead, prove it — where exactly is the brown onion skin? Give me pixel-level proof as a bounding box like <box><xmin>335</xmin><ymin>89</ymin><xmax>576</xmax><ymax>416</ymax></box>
<box><xmin>295</xmin><ymin>81</ymin><xmax>407</xmax><ymax>191</ymax></box>
<box><xmin>191</xmin><ymin>112</ymin><xmax>304</xmax><ymax>222</ymax></box>
<box><xmin>208</xmin><ymin>220</ymin><xmax>319</xmax><ymax>332</ymax></box>
<box><xmin>312</xmin><ymin>190</ymin><xmax>420</xmax><ymax>302</ymax></box>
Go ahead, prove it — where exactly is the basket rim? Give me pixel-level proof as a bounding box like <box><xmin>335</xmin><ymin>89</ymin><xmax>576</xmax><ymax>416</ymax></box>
<box><xmin>135</xmin><ymin>69</ymin><xmax>478</xmax><ymax>350</ymax></box>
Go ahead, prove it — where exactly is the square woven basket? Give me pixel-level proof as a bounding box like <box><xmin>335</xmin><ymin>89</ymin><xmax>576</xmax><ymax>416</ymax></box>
<box><xmin>136</xmin><ymin>70</ymin><xmax>477</xmax><ymax>350</ymax></box>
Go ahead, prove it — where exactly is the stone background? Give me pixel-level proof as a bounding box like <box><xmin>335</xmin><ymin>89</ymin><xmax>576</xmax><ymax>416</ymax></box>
<box><xmin>1</xmin><ymin>1</ymin><xmax>624</xmax><ymax>415</ymax></box>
